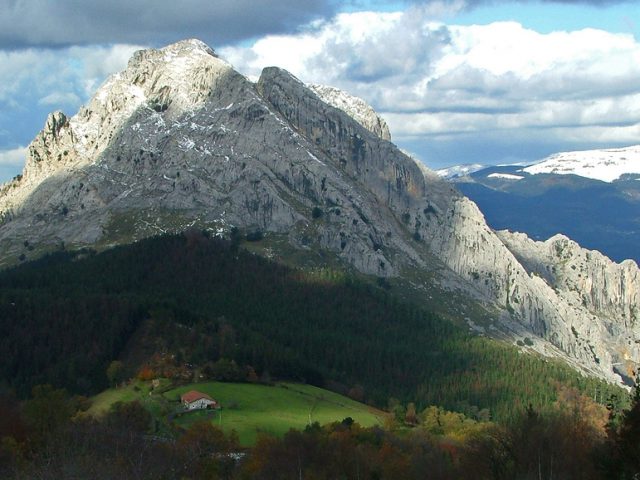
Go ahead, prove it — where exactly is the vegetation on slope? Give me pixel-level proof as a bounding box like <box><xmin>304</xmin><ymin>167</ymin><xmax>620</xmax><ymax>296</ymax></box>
<box><xmin>1</xmin><ymin>379</ymin><xmax>639</xmax><ymax>479</ymax></box>
<box><xmin>0</xmin><ymin>231</ymin><xmax>624</xmax><ymax>422</ymax></box>
<box><xmin>89</xmin><ymin>380</ymin><xmax>385</xmax><ymax>446</ymax></box>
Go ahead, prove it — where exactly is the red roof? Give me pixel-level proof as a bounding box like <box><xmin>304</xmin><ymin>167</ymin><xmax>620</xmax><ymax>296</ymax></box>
<box><xmin>181</xmin><ymin>390</ymin><xmax>214</xmax><ymax>404</ymax></box>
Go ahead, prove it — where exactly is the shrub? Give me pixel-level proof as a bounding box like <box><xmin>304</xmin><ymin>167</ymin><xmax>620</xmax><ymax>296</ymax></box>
<box><xmin>312</xmin><ymin>207</ymin><xmax>323</xmax><ymax>219</ymax></box>
<box><xmin>245</xmin><ymin>230</ymin><xmax>264</xmax><ymax>242</ymax></box>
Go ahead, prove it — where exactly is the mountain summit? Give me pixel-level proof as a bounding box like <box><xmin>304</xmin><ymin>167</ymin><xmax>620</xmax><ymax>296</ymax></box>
<box><xmin>1</xmin><ymin>39</ymin><xmax>639</xmax><ymax>385</ymax></box>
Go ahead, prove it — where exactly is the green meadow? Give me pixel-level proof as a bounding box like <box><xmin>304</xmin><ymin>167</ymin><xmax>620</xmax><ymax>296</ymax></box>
<box><xmin>89</xmin><ymin>381</ymin><xmax>386</xmax><ymax>446</ymax></box>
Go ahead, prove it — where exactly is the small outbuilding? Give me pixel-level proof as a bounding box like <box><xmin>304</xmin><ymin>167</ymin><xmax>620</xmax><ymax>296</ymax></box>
<box><xmin>180</xmin><ymin>390</ymin><xmax>218</xmax><ymax>410</ymax></box>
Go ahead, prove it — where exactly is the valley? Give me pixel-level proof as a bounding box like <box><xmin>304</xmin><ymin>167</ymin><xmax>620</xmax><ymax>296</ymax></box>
<box><xmin>1</xmin><ymin>232</ymin><xmax>634</xmax><ymax>479</ymax></box>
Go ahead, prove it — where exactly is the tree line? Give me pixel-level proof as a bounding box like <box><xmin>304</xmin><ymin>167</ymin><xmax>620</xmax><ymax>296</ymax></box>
<box><xmin>0</xmin><ymin>231</ymin><xmax>624</xmax><ymax>422</ymax></box>
<box><xmin>1</xmin><ymin>381</ymin><xmax>640</xmax><ymax>479</ymax></box>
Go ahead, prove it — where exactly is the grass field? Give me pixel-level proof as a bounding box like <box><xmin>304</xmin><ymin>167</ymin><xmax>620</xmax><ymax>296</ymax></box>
<box><xmin>88</xmin><ymin>381</ymin><xmax>153</xmax><ymax>414</ymax></box>
<box><xmin>88</xmin><ymin>381</ymin><xmax>386</xmax><ymax>446</ymax></box>
<box><xmin>166</xmin><ymin>382</ymin><xmax>386</xmax><ymax>445</ymax></box>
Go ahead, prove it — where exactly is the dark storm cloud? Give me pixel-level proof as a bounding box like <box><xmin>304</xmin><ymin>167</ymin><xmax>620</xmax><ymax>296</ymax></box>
<box><xmin>0</xmin><ymin>0</ymin><xmax>337</xmax><ymax>49</ymax></box>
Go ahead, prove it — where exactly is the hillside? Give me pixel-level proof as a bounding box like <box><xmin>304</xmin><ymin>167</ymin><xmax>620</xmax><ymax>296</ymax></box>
<box><xmin>0</xmin><ymin>232</ymin><xmax>623</xmax><ymax>422</ymax></box>
<box><xmin>0</xmin><ymin>38</ymin><xmax>638</xmax><ymax>388</ymax></box>
<box><xmin>90</xmin><ymin>380</ymin><xmax>385</xmax><ymax>446</ymax></box>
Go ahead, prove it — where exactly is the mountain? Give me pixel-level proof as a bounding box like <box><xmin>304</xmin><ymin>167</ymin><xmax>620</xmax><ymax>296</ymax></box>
<box><xmin>523</xmin><ymin>146</ymin><xmax>640</xmax><ymax>183</ymax></box>
<box><xmin>0</xmin><ymin>39</ymin><xmax>639</xmax><ymax>386</ymax></box>
<box><xmin>3</xmin><ymin>232</ymin><xmax>621</xmax><ymax>420</ymax></box>
<box><xmin>447</xmin><ymin>150</ymin><xmax>640</xmax><ymax>264</ymax></box>
<box><xmin>308</xmin><ymin>84</ymin><xmax>392</xmax><ymax>142</ymax></box>
<box><xmin>436</xmin><ymin>163</ymin><xmax>486</xmax><ymax>179</ymax></box>
<box><xmin>435</xmin><ymin>163</ymin><xmax>487</xmax><ymax>180</ymax></box>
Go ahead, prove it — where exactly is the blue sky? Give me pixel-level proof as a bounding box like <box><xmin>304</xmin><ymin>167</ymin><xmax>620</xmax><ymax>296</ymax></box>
<box><xmin>456</xmin><ymin>2</ymin><xmax>638</xmax><ymax>35</ymax></box>
<box><xmin>0</xmin><ymin>0</ymin><xmax>639</xmax><ymax>182</ymax></box>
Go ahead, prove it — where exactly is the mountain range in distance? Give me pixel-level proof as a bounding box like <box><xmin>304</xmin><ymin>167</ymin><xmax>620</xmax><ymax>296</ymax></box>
<box><xmin>438</xmin><ymin>146</ymin><xmax>640</xmax><ymax>264</ymax></box>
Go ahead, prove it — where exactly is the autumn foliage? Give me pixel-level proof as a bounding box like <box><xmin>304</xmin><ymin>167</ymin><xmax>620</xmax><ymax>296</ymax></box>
<box><xmin>0</xmin><ymin>382</ymin><xmax>639</xmax><ymax>479</ymax></box>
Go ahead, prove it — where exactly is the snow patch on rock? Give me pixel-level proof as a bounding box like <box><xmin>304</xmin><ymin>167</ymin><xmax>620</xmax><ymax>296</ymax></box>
<box><xmin>488</xmin><ymin>173</ymin><xmax>524</xmax><ymax>180</ymax></box>
<box><xmin>436</xmin><ymin>163</ymin><xmax>486</xmax><ymax>179</ymax></box>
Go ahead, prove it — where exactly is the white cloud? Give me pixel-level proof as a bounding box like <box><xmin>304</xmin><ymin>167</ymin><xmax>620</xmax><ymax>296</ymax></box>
<box><xmin>0</xmin><ymin>42</ymin><xmax>144</xmax><ymax>157</ymax></box>
<box><xmin>38</xmin><ymin>92</ymin><xmax>82</xmax><ymax>106</ymax></box>
<box><xmin>0</xmin><ymin>43</ymin><xmax>144</xmax><ymax>108</ymax></box>
<box><xmin>70</xmin><ymin>44</ymin><xmax>147</xmax><ymax>97</ymax></box>
<box><xmin>220</xmin><ymin>10</ymin><xmax>640</xmax><ymax>165</ymax></box>
<box><xmin>0</xmin><ymin>146</ymin><xmax>27</xmax><ymax>167</ymax></box>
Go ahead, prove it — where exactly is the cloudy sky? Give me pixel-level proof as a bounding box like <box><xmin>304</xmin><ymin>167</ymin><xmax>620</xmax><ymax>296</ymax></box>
<box><xmin>1</xmin><ymin>0</ymin><xmax>639</xmax><ymax>182</ymax></box>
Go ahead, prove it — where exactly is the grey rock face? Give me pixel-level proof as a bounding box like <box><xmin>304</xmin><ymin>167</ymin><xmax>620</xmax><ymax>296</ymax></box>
<box><xmin>308</xmin><ymin>84</ymin><xmax>391</xmax><ymax>141</ymax></box>
<box><xmin>0</xmin><ymin>39</ymin><xmax>638</xmax><ymax>385</ymax></box>
<box><xmin>498</xmin><ymin>231</ymin><xmax>640</xmax><ymax>381</ymax></box>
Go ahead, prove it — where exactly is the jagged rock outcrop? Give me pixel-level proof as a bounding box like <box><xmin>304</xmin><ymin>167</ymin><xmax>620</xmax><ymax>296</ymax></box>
<box><xmin>498</xmin><ymin>232</ymin><xmax>639</xmax><ymax>326</ymax></box>
<box><xmin>498</xmin><ymin>231</ymin><xmax>640</xmax><ymax>381</ymax></box>
<box><xmin>308</xmin><ymin>84</ymin><xmax>391</xmax><ymax>141</ymax></box>
<box><xmin>0</xmin><ymin>39</ymin><xmax>639</xmax><ymax>385</ymax></box>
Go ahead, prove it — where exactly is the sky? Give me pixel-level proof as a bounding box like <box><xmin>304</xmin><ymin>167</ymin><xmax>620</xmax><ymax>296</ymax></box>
<box><xmin>0</xmin><ymin>0</ymin><xmax>639</xmax><ymax>182</ymax></box>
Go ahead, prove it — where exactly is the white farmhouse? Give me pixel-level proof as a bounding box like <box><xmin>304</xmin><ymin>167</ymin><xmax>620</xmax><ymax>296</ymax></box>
<box><xmin>180</xmin><ymin>390</ymin><xmax>218</xmax><ymax>410</ymax></box>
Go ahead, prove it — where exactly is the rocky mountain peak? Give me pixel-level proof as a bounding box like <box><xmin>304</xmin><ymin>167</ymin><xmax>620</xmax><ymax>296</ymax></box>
<box><xmin>139</xmin><ymin>38</ymin><xmax>217</xmax><ymax>61</ymax></box>
<box><xmin>6</xmin><ymin>40</ymin><xmax>236</xmax><ymax>205</ymax></box>
<box><xmin>43</xmin><ymin>111</ymin><xmax>69</xmax><ymax>139</ymax></box>
<box><xmin>308</xmin><ymin>84</ymin><xmax>391</xmax><ymax>141</ymax></box>
<box><xmin>0</xmin><ymin>39</ymin><xmax>639</xmax><ymax>386</ymax></box>
<box><xmin>107</xmin><ymin>39</ymin><xmax>232</xmax><ymax>120</ymax></box>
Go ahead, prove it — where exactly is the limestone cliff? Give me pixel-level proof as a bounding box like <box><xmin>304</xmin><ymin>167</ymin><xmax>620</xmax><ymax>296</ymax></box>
<box><xmin>0</xmin><ymin>39</ymin><xmax>638</xmax><ymax>385</ymax></box>
<box><xmin>498</xmin><ymin>231</ymin><xmax>640</xmax><ymax>381</ymax></box>
<box><xmin>308</xmin><ymin>84</ymin><xmax>391</xmax><ymax>141</ymax></box>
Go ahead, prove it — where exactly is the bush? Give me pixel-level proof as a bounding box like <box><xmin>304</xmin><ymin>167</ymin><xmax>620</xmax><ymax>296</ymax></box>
<box><xmin>245</xmin><ymin>230</ymin><xmax>264</xmax><ymax>242</ymax></box>
<box><xmin>423</xmin><ymin>205</ymin><xmax>436</xmax><ymax>216</ymax></box>
<box><xmin>208</xmin><ymin>359</ymin><xmax>244</xmax><ymax>382</ymax></box>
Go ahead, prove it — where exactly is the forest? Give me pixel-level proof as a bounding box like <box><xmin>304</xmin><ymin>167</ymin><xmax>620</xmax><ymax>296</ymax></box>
<box><xmin>1</xmin><ymin>381</ymin><xmax>640</xmax><ymax>479</ymax></box>
<box><xmin>0</xmin><ymin>230</ymin><xmax>637</xmax><ymax>477</ymax></box>
<box><xmin>0</xmin><ymin>231</ymin><xmax>624</xmax><ymax>420</ymax></box>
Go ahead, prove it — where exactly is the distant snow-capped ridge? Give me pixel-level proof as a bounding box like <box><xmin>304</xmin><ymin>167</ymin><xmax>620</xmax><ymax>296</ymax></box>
<box><xmin>487</xmin><ymin>173</ymin><xmax>523</xmax><ymax>180</ymax></box>
<box><xmin>436</xmin><ymin>163</ymin><xmax>485</xmax><ymax>179</ymax></box>
<box><xmin>523</xmin><ymin>145</ymin><xmax>640</xmax><ymax>183</ymax></box>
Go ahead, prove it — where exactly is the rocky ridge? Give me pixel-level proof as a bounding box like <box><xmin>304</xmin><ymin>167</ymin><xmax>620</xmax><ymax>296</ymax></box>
<box><xmin>308</xmin><ymin>84</ymin><xmax>392</xmax><ymax>142</ymax></box>
<box><xmin>0</xmin><ymin>39</ymin><xmax>639</xmax><ymax>384</ymax></box>
<box><xmin>498</xmin><ymin>231</ymin><xmax>640</xmax><ymax>379</ymax></box>
<box><xmin>523</xmin><ymin>145</ymin><xmax>640</xmax><ymax>183</ymax></box>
